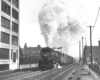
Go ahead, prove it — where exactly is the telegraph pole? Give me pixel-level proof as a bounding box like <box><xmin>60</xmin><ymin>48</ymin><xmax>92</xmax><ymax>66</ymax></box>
<box><xmin>79</xmin><ymin>40</ymin><xmax>81</xmax><ymax>63</ymax></box>
<box><xmin>81</xmin><ymin>36</ymin><xmax>84</xmax><ymax>53</ymax></box>
<box><xmin>90</xmin><ymin>26</ymin><xmax>93</xmax><ymax>65</ymax></box>
<box><xmin>88</xmin><ymin>7</ymin><xmax>100</xmax><ymax>65</ymax></box>
<box><xmin>81</xmin><ymin>36</ymin><xmax>84</xmax><ymax>64</ymax></box>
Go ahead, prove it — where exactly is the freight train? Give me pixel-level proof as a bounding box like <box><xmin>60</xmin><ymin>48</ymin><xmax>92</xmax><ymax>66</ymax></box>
<box><xmin>38</xmin><ymin>47</ymin><xmax>74</xmax><ymax>71</ymax></box>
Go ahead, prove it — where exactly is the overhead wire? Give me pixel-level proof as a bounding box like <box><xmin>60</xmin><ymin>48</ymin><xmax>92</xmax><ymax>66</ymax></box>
<box><xmin>85</xmin><ymin>7</ymin><xmax>100</xmax><ymax>45</ymax></box>
<box><xmin>92</xmin><ymin>7</ymin><xmax>100</xmax><ymax>34</ymax></box>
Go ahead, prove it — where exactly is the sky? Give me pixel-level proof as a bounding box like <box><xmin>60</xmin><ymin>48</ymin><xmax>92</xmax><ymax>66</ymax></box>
<box><xmin>20</xmin><ymin>0</ymin><xmax>100</xmax><ymax>58</ymax></box>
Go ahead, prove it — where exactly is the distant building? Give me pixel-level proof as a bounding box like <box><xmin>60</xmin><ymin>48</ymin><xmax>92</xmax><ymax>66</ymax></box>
<box><xmin>22</xmin><ymin>43</ymin><xmax>42</xmax><ymax>57</ymax></box>
<box><xmin>20</xmin><ymin>43</ymin><xmax>42</xmax><ymax>64</ymax></box>
<box><xmin>0</xmin><ymin>0</ymin><xmax>19</xmax><ymax>70</ymax></box>
<box><xmin>83</xmin><ymin>41</ymin><xmax>100</xmax><ymax>64</ymax></box>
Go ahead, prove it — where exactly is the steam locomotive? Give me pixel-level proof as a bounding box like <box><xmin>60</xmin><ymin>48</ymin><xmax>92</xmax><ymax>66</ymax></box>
<box><xmin>38</xmin><ymin>47</ymin><xmax>74</xmax><ymax>71</ymax></box>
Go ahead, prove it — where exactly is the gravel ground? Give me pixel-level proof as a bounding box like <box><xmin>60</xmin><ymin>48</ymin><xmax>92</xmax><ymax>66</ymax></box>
<box><xmin>82</xmin><ymin>65</ymin><xmax>100</xmax><ymax>80</ymax></box>
<box><xmin>63</xmin><ymin>65</ymin><xmax>100</xmax><ymax>80</ymax></box>
<box><xmin>81</xmin><ymin>76</ymin><xmax>98</xmax><ymax>80</ymax></box>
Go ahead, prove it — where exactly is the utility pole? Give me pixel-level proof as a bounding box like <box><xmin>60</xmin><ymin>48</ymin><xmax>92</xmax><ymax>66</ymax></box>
<box><xmin>81</xmin><ymin>36</ymin><xmax>84</xmax><ymax>64</ymax></box>
<box><xmin>90</xmin><ymin>26</ymin><xmax>93</xmax><ymax>65</ymax></box>
<box><xmin>86</xmin><ymin>7</ymin><xmax>100</xmax><ymax>65</ymax></box>
<box><xmin>83</xmin><ymin>46</ymin><xmax>86</xmax><ymax>64</ymax></box>
<box><xmin>79</xmin><ymin>40</ymin><xmax>81</xmax><ymax>63</ymax></box>
<box><xmin>87</xmin><ymin>7</ymin><xmax>100</xmax><ymax>65</ymax></box>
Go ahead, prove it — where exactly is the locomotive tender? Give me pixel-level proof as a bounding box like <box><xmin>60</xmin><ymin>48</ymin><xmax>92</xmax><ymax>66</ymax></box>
<box><xmin>38</xmin><ymin>47</ymin><xmax>74</xmax><ymax>71</ymax></box>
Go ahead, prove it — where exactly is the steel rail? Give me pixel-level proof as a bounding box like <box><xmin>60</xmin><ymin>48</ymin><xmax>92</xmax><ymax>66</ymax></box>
<box><xmin>35</xmin><ymin>64</ymin><xmax>73</xmax><ymax>80</ymax></box>
<box><xmin>0</xmin><ymin>71</ymin><xmax>40</xmax><ymax>80</ymax></box>
<box><xmin>51</xmin><ymin>66</ymin><xmax>73</xmax><ymax>80</ymax></box>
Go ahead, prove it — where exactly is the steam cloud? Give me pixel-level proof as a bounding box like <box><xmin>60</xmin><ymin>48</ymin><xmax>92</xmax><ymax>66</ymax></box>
<box><xmin>38</xmin><ymin>0</ymin><xmax>87</xmax><ymax>57</ymax></box>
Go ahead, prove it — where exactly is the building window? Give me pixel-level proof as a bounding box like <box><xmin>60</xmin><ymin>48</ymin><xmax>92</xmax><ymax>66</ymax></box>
<box><xmin>12</xmin><ymin>9</ymin><xmax>18</xmax><ymax>20</ymax></box>
<box><xmin>16</xmin><ymin>50</ymin><xmax>18</xmax><ymax>59</ymax></box>
<box><xmin>2</xmin><ymin>1</ymin><xmax>11</xmax><ymax>15</ymax></box>
<box><xmin>1</xmin><ymin>16</ymin><xmax>10</xmax><ymax>30</ymax></box>
<box><xmin>32</xmin><ymin>51</ymin><xmax>34</xmax><ymax>53</ymax></box>
<box><xmin>12</xmin><ymin>0</ymin><xmax>19</xmax><ymax>8</ymax></box>
<box><xmin>11</xmin><ymin>50</ymin><xmax>17</xmax><ymax>62</ymax></box>
<box><xmin>6</xmin><ymin>0</ymin><xmax>11</xmax><ymax>2</ymax></box>
<box><xmin>12</xmin><ymin>22</ymin><xmax>18</xmax><ymax>33</ymax></box>
<box><xmin>12</xmin><ymin>35</ymin><xmax>18</xmax><ymax>46</ymax></box>
<box><xmin>13</xmin><ymin>52</ymin><xmax>16</xmax><ymax>62</ymax></box>
<box><xmin>7</xmin><ymin>0</ymin><xmax>11</xmax><ymax>2</ymax></box>
<box><xmin>0</xmin><ymin>48</ymin><xmax>9</xmax><ymax>59</ymax></box>
<box><xmin>1</xmin><ymin>32</ymin><xmax>10</xmax><ymax>44</ymax></box>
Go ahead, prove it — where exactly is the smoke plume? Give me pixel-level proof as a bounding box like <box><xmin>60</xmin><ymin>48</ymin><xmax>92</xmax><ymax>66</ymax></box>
<box><xmin>38</xmin><ymin>0</ymin><xmax>87</xmax><ymax>57</ymax></box>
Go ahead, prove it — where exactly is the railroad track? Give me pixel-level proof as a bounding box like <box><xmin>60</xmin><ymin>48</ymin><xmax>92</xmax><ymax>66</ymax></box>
<box><xmin>35</xmin><ymin>64</ymin><xmax>74</xmax><ymax>80</ymax></box>
<box><xmin>0</xmin><ymin>68</ymin><xmax>53</xmax><ymax>80</ymax></box>
<box><xmin>18</xmin><ymin>64</ymin><xmax>74</xmax><ymax>80</ymax></box>
<box><xmin>0</xmin><ymin>70</ymin><xmax>41</xmax><ymax>80</ymax></box>
<box><xmin>0</xmin><ymin>64</ymin><xmax>74</xmax><ymax>80</ymax></box>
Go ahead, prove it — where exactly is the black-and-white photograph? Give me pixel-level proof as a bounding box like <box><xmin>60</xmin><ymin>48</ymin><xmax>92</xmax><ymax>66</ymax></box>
<box><xmin>0</xmin><ymin>0</ymin><xmax>100</xmax><ymax>80</ymax></box>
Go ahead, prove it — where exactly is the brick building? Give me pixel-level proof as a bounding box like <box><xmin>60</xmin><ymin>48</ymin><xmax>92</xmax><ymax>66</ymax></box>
<box><xmin>22</xmin><ymin>43</ymin><xmax>41</xmax><ymax>56</ymax></box>
<box><xmin>83</xmin><ymin>41</ymin><xmax>100</xmax><ymax>64</ymax></box>
<box><xmin>20</xmin><ymin>43</ymin><xmax>42</xmax><ymax>64</ymax></box>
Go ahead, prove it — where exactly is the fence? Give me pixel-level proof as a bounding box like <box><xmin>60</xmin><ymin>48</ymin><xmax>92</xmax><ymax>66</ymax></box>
<box><xmin>19</xmin><ymin>55</ymin><xmax>40</xmax><ymax>65</ymax></box>
<box><xmin>89</xmin><ymin>64</ymin><xmax>100</xmax><ymax>74</ymax></box>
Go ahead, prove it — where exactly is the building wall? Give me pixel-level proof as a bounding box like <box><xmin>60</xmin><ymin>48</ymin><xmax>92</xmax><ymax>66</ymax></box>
<box><xmin>0</xmin><ymin>0</ymin><xmax>19</xmax><ymax>70</ymax></box>
<box><xmin>22</xmin><ymin>44</ymin><xmax>41</xmax><ymax>56</ymax></box>
<box><xmin>83</xmin><ymin>45</ymin><xmax>100</xmax><ymax>64</ymax></box>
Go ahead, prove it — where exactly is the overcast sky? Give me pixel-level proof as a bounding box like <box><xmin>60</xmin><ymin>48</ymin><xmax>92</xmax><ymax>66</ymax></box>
<box><xmin>20</xmin><ymin>0</ymin><xmax>100</xmax><ymax>58</ymax></box>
